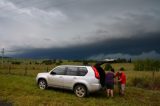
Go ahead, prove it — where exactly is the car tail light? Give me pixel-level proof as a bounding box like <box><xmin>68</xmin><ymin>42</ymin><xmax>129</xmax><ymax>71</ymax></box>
<box><xmin>92</xmin><ymin>66</ymin><xmax>100</xmax><ymax>79</ymax></box>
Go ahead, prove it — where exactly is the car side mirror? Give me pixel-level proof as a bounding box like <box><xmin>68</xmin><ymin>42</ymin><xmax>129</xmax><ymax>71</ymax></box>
<box><xmin>50</xmin><ymin>71</ymin><xmax>56</xmax><ymax>75</ymax></box>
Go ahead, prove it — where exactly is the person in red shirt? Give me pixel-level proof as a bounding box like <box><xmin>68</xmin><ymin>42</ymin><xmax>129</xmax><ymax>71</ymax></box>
<box><xmin>115</xmin><ymin>67</ymin><xmax>126</xmax><ymax>96</ymax></box>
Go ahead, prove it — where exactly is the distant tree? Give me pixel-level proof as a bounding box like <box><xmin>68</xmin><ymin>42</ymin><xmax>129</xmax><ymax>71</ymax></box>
<box><xmin>42</xmin><ymin>60</ymin><xmax>53</xmax><ymax>65</ymax></box>
<box><xmin>55</xmin><ymin>60</ymin><xmax>63</xmax><ymax>65</ymax></box>
<box><xmin>73</xmin><ymin>60</ymin><xmax>82</xmax><ymax>62</ymax></box>
<box><xmin>58</xmin><ymin>60</ymin><xmax>63</xmax><ymax>64</ymax></box>
<box><xmin>35</xmin><ymin>61</ymin><xmax>40</xmax><ymax>65</ymax></box>
<box><xmin>83</xmin><ymin>60</ymin><xmax>89</xmax><ymax>65</ymax></box>
<box><xmin>52</xmin><ymin>59</ymin><xmax>56</xmax><ymax>64</ymax></box>
<box><xmin>116</xmin><ymin>58</ymin><xmax>127</xmax><ymax>63</ymax></box>
<box><xmin>11</xmin><ymin>61</ymin><xmax>21</xmax><ymax>65</ymax></box>
<box><xmin>128</xmin><ymin>58</ymin><xmax>132</xmax><ymax>63</ymax></box>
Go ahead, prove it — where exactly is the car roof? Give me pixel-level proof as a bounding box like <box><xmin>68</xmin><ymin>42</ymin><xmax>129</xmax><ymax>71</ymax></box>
<box><xmin>57</xmin><ymin>65</ymin><xmax>91</xmax><ymax>67</ymax></box>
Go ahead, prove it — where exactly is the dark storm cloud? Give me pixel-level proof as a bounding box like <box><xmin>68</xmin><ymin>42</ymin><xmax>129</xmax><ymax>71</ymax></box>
<box><xmin>1</xmin><ymin>0</ymin><xmax>160</xmax><ymax>59</ymax></box>
<box><xmin>15</xmin><ymin>32</ymin><xmax>160</xmax><ymax>59</ymax></box>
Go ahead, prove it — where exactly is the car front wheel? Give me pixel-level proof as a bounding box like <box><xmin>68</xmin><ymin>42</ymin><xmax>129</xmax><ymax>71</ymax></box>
<box><xmin>38</xmin><ymin>79</ymin><xmax>47</xmax><ymax>90</ymax></box>
<box><xmin>74</xmin><ymin>85</ymin><xmax>87</xmax><ymax>98</ymax></box>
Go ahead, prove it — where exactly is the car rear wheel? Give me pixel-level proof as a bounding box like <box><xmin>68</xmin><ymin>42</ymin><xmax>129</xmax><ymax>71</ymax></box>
<box><xmin>74</xmin><ymin>85</ymin><xmax>87</xmax><ymax>98</ymax></box>
<box><xmin>38</xmin><ymin>79</ymin><xmax>47</xmax><ymax>90</ymax></box>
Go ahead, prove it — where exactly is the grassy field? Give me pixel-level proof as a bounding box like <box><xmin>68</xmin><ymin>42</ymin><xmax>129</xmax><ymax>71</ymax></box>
<box><xmin>0</xmin><ymin>61</ymin><xmax>160</xmax><ymax>106</ymax></box>
<box><xmin>0</xmin><ymin>74</ymin><xmax>160</xmax><ymax>106</ymax></box>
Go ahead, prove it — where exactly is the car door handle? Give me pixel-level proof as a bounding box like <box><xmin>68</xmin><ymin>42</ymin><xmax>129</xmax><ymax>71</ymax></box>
<box><xmin>73</xmin><ymin>77</ymin><xmax>77</xmax><ymax>79</ymax></box>
<box><xmin>59</xmin><ymin>76</ymin><xmax>63</xmax><ymax>78</ymax></box>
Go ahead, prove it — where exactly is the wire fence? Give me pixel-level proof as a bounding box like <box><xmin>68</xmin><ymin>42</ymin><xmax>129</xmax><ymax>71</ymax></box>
<box><xmin>0</xmin><ymin>64</ymin><xmax>54</xmax><ymax>77</ymax></box>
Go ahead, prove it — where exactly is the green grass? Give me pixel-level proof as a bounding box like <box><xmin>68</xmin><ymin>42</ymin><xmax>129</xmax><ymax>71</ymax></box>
<box><xmin>0</xmin><ymin>62</ymin><xmax>160</xmax><ymax>105</ymax></box>
<box><xmin>0</xmin><ymin>74</ymin><xmax>160</xmax><ymax>106</ymax></box>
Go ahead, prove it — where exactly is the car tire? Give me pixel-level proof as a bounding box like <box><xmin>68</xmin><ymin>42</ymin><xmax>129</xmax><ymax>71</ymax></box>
<box><xmin>74</xmin><ymin>84</ymin><xmax>87</xmax><ymax>98</ymax></box>
<box><xmin>38</xmin><ymin>79</ymin><xmax>47</xmax><ymax>90</ymax></box>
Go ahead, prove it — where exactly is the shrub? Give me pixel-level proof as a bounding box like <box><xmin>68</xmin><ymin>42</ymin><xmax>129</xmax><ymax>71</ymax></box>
<box><xmin>131</xmin><ymin>76</ymin><xmax>160</xmax><ymax>90</ymax></box>
<box><xmin>55</xmin><ymin>62</ymin><xmax>61</xmax><ymax>65</ymax></box>
<box><xmin>151</xmin><ymin>77</ymin><xmax>160</xmax><ymax>90</ymax></box>
<box><xmin>55</xmin><ymin>60</ymin><xmax>63</xmax><ymax>65</ymax></box>
<box><xmin>83</xmin><ymin>61</ymin><xmax>88</xmax><ymax>65</ymax></box>
<box><xmin>42</xmin><ymin>60</ymin><xmax>57</xmax><ymax>65</ymax></box>
<box><xmin>35</xmin><ymin>62</ymin><xmax>40</xmax><ymax>65</ymax></box>
<box><xmin>11</xmin><ymin>61</ymin><xmax>21</xmax><ymax>65</ymax></box>
<box><xmin>131</xmin><ymin>77</ymin><xmax>149</xmax><ymax>88</ymax></box>
<box><xmin>134</xmin><ymin>59</ymin><xmax>160</xmax><ymax>71</ymax></box>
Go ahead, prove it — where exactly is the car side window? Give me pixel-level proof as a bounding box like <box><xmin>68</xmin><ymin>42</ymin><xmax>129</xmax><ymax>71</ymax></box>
<box><xmin>52</xmin><ymin>67</ymin><xmax>66</xmax><ymax>75</ymax></box>
<box><xmin>77</xmin><ymin>67</ymin><xmax>88</xmax><ymax>76</ymax></box>
<box><xmin>66</xmin><ymin>67</ymin><xmax>78</xmax><ymax>76</ymax></box>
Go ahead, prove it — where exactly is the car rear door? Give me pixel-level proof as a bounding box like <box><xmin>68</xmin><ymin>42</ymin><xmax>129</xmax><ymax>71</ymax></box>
<box><xmin>94</xmin><ymin>63</ymin><xmax>106</xmax><ymax>87</ymax></box>
<box><xmin>62</xmin><ymin>66</ymin><xmax>79</xmax><ymax>89</ymax></box>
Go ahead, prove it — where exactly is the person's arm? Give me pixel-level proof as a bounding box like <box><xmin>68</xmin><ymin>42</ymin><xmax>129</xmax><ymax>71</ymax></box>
<box><xmin>118</xmin><ymin>78</ymin><xmax>122</xmax><ymax>82</ymax></box>
<box><xmin>118</xmin><ymin>74</ymin><xmax>125</xmax><ymax>82</ymax></box>
<box><xmin>114</xmin><ymin>72</ymin><xmax>118</xmax><ymax>78</ymax></box>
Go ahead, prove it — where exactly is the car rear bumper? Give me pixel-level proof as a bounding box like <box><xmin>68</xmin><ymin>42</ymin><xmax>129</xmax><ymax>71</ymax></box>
<box><xmin>88</xmin><ymin>83</ymin><xmax>102</xmax><ymax>92</ymax></box>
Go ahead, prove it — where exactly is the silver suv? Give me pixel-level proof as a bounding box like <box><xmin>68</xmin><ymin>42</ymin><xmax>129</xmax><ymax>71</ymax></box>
<box><xmin>36</xmin><ymin>65</ymin><xmax>103</xmax><ymax>97</ymax></box>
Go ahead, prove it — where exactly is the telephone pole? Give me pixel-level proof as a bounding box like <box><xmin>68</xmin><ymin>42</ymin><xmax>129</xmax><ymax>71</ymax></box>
<box><xmin>1</xmin><ymin>48</ymin><xmax>4</xmax><ymax>67</ymax></box>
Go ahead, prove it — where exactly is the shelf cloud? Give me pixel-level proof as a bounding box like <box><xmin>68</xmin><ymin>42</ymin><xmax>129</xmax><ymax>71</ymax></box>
<box><xmin>0</xmin><ymin>0</ymin><xmax>160</xmax><ymax>59</ymax></box>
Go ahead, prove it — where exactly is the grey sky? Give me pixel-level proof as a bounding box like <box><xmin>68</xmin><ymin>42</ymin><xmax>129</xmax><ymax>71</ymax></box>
<box><xmin>0</xmin><ymin>0</ymin><xmax>160</xmax><ymax>59</ymax></box>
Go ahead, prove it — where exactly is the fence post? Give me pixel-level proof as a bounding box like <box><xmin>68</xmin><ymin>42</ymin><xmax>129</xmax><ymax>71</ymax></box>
<box><xmin>151</xmin><ymin>70</ymin><xmax>155</xmax><ymax>89</ymax></box>
<box><xmin>46</xmin><ymin>67</ymin><xmax>48</xmax><ymax>72</ymax></box>
<box><xmin>8</xmin><ymin>65</ymin><xmax>11</xmax><ymax>74</ymax></box>
<box><xmin>24</xmin><ymin>67</ymin><xmax>27</xmax><ymax>76</ymax></box>
<box><xmin>152</xmin><ymin>70</ymin><xmax>155</xmax><ymax>79</ymax></box>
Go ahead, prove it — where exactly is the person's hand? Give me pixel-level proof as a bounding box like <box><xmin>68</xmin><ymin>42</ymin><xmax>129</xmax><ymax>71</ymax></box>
<box><xmin>118</xmin><ymin>79</ymin><xmax>122</xmax><ymax>82</ymax></box>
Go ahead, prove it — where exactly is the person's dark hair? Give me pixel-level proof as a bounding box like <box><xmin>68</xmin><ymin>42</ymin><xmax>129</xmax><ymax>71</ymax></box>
<box><xmin>110</xmin><ymin>68</ymin><xmax>115</xmax><ymax>73</ymax></box>
<box><xmin>120</xmin><ymin>67</ymin><xmax>124</xmax><ymax>71</ymax></box>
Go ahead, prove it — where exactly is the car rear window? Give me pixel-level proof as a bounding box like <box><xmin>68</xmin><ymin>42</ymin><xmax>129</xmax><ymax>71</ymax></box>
<box><xmin>77</xmin><ymin>67</ymin><xmax>88</xmax><ymax>76</ymax></box>
<box><xmin>65</xmin><ymin>66</ymin><xmax>88</xmax><ymax>76</ymax></box>
<box><xmin>66</xmin><ymin>67</ymin><xmax>78</xmax><ymax>76</ymax></box>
